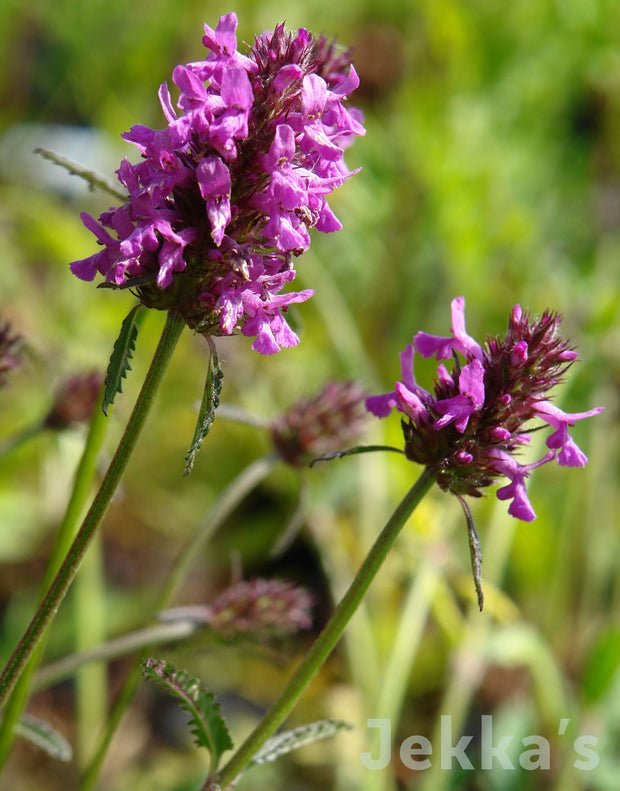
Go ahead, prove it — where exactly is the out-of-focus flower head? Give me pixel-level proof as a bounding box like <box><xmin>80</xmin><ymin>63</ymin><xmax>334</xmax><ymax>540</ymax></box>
<box><xmin>0</xmin><ymin>322</ymin><xmax>21</xmax><ymax>389</ymax></box>
<box><xmin>160</xmin><ymin>579</ymin><xmax>314</xmax><ymax>640</ymax></box>
<box><xmin>71</xmin><ymin>13</ymin><xmax>364</xmax><ymax>355</ymax></box>
<box><xmin>43</xmin><ymin>371</ymin><xmax>103</xmax><ymax>430</ymax></box>
<box><xmin>270</xmin><ymin>380</ymin><xmax>368</xmax><ymax>466</ymax></box>
<box><xmin>366</xmin><ymin>297</ymin><xmax>603</xmax><ymax>521</ymax></box>
<box><xmin>207</xmin><ymin>578</ymin><xmax>314</xmax><ymax>639</ymax></box>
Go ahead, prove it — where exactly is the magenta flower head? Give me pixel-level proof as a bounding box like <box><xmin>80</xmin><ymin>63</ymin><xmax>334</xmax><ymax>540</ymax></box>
<box><xmin>71</xmin><ymin>13</ymin><xmax>364</xmax><ymax>354</ymax></box>
<box><xmin>367</xmin><ymin>297</ymin><xmax>604</xmax><ymax>523</ymax></box>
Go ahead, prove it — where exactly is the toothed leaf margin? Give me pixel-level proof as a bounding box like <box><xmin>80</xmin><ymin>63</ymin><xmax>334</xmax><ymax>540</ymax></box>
<box><xmin>142</xmin><ymin>658</ymin><xmax>232</xmax><ymax>772</ymax></box>
<box><xmin>248</xmin><ymin>719</ymin><xmax>353</xmax><ymax>768</ymax></box>
<box><xmin>184</xmin><ymin>337</ymin><xmax>223</xmax><ymax>475</ymax></box>
<box><xmin>102</xmin><ymin>303</ymin><xmax>145</xmax><ymax>415</ymax></box>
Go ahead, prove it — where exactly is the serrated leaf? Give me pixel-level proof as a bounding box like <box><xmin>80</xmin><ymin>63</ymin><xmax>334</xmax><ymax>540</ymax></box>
<box><xmin>142</xmin><ymin>658</ymin><xmax>233</xmax><ymax>773</ymax></box>
<box><xmin>13</xmin><ymin>714</ymin><xmax>72</xmax><ymax>763</ymax></box>
<box><xmin>184</xmin><ymin>340</ymin><xmax>223</xmax><ymax>475</ymax></box>
<box><xmin>102</xmin><ymin>304</ymin><xmax>145</xmax><ymax>416</ymax></box>
<box><xmin>248</xmin><ymin>719</ymin><xmax>353</xmax><ymax>768</ymax></box>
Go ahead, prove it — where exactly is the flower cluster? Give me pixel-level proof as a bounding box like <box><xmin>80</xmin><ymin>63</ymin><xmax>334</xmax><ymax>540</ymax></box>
<box><xmin>160</xmin><ymin>579</ymin><xmax>314</xmax><ymax>640</ymax></box>
<box><xmin>207</xmin><ymin>578</ymin><xmax>314</xmax><ymax>639</ymax></box>
<box><xmin>367</xmin><ymin>297</ymin><xmax>603</xmax><ymax>521</ymax></box>
<box><xmin>270</xmin><ymin>380</ymin><xmax>368</xmax><ymax>466</ymax></box>
<box><xmin>71</xmin><ymin>13</ymin><xmax>364</xmax><ymax>354</ymax></box>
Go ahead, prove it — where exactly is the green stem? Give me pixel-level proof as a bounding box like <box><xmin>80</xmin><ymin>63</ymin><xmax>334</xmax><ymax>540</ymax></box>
<box><xmin>33</xmin><ymin>620</ymin><xmax>200</xmax><ymax>691</ymax></box>
<box><xmin>161</xmin><ymin>454</ymin><xmax>279</xmax><ymax>603</ymax></box>
<box><xmin>74</xmin><ymin>532</ymin><xmax>107</xmax><ymax>768</ymax></box>
<box><xmin>213</xmin><ymin>466</ymin><xmax>436</xmax><ymax>790</ymax></box>
<box><xmin>0</xmin><ymin>382</ymin><xmax>110</xmax><ymax>768</ymax></box>
<box><xmin>43</xmin><ymin>393</ymin><xmax>110</xmax><ymax>588</ymax></box>
<box><xmin>79</xmin><ymin>453</ymin><xmax>278</xmax><ymax>791</ymax></box>
<box><xmin>0</xmin><ymin>311</ymin><xmax>185</xmax><ymax>712</ymax></box>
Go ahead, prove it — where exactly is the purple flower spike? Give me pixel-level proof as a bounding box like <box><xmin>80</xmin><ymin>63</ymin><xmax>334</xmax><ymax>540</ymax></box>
<box><xmin>366</xmin><ymin>297</ymin><xmax>604</xmax><ymax>521</ymax></box>
<box><xmin>70</xmin><ymin>14</ymin><xmax>364</xmax><ymax>354</ymax></box>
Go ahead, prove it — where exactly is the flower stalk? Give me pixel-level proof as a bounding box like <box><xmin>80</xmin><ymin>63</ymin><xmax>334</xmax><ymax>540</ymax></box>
<box><xmin>0</xmin><ymin>380</ymin><xmax>109</xmax><ymax>767</ymax></box>
<box><xmin>0</xmin><ymin>310</ymin><xmax>185</xmax><ymax>710</ymax></box>
<box><xmin>79</xmin><ymin>381</ymin><xmax>367</xmax><ymax>787</ymax></box>
<box><xmin>78</xmin><ymin>452</ymin><xmax>279</xmax><ymax>791</ymax></box>
<box><xmin>211</xmin><ymin>466</ymin><xmax>435</xmax><ymax>789</ymax></box>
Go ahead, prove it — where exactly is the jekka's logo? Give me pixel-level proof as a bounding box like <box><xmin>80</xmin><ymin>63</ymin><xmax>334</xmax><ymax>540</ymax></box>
<box><xmin>361</xmin><ymin>716</ymin><xmax>599</xmax><ymax>772</ymax></box>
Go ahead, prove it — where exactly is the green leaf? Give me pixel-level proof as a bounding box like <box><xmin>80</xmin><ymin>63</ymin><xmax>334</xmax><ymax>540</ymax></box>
<box><xmin>142</xmin><ymin>658</ymin><xmax>233</xmax><ymax>773</ymax></box>
<box><xmin>13</xmin><ymin>714</ymin><xmax>72</xmax><ymax>763</ymax></box>
<box><xmin>248</xmin><ymin>719</ymin><xmax>353</xmax><ymax>768</ymax></box>
<box><xmin>184</xmin><ymin>338</ymin><xmax>223</xmax><ymax>475</ymax></box>
<box><xmin>102</xmin><ymin>304</ymin><xmax>146</xmax><ymax>416</ymax></box>
<box><xmin>456</xmin><ymin>493</ymin><xmax>485</xmax><ymax>611</ymax></box>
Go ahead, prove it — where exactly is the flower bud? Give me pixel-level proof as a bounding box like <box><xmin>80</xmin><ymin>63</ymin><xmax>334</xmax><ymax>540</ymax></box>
<box><xmin>270</xmin><ymin>381</ymin><xmax>368</xmax><ymax>466</ymax></box>
<box><xmin>43</xmin><ymin>372</ymin><xmax>103</xmax><ymax>430</ymax></box>
<box><xmin>207</xmin><ymin>578</ymin><xmax>314</xmax><ymax>639</ymax></box>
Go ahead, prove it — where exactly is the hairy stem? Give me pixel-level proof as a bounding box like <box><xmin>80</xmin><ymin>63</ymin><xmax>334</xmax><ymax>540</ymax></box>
<box><xmin>79</xmin><ymin>453</ymin><xmax>278</xmax><ymax>791</ymax></box>
<box><xmin>33</xmin><ymin>620</ymin><xmax>199</xmax><ymax>691</ymax></box>
<box><xmin>212</xmin><ymin>466</ymin><xmax>435</xmax><ymax>789</ymax></box>
<box><xmin>0</xmin><ymin>311</ymin><xmax>185</xmax><ymax>711</ymax></box>
<box><xmin>0</xmin><ymin>384</ymin><xmax>109</xmax><ymax>767</ymax></box>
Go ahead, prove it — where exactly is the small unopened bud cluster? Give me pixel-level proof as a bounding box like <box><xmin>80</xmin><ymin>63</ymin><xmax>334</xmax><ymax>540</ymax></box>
<box><xmin>270</xmin><ymin>380</ymin><xmax>368</xmax><ymax>466</ymax></box>
<box><xmin>43</xmin><ymin>372</ymin><xmax>103</xmax><ymax>430</ymax></box>
<box><xmin>206</xmin><ymin>578</ymin><xmax>314</xmax><ymax>639</ymax></box>
<box><xmin>367</xmin><ymin>298</ymin><xmax>603</xmax><ymax>521</ymax></box>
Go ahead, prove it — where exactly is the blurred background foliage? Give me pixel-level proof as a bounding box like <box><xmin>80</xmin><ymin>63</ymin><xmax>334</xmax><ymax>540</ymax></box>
<box><xmin>0</xmin><ymin>0</ymin><xmax>618</xmax><ymax>789</ymax></box>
